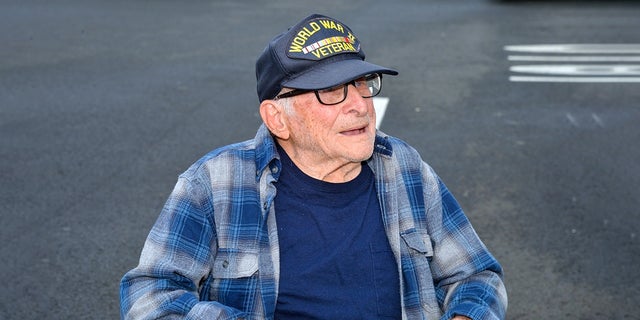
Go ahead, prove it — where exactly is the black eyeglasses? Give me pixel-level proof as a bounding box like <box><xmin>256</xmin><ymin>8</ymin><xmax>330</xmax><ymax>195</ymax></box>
<box><xmin>274</xmin><ymin>73</ymin><xmax>383</xmax><ymax>106</ymax></box>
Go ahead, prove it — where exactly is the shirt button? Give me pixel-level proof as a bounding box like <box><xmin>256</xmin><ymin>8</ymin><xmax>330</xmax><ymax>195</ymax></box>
<box><xmin>222</xmin><ymin>260</ymin><xmax>229</xmax><ymax>268</ymax></box>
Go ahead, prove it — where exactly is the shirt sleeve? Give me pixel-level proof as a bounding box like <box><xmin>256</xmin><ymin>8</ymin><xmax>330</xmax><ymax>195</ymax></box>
<box><xmin>426</xmin><ymin>173</ymin><xmax>508</xmax><ymax>320</ymax></box>
<box><xmin>119</xmin><ymin>177</ymin><xmax>245</xmax><ymax>320</ymax></box>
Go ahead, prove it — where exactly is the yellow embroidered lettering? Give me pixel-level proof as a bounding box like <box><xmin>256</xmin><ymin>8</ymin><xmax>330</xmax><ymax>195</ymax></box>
<box><xmin>289</xmin><ymin>22</ymin><xmax>322</xmax><ymax>53</ymax></box>
<box><xmin>309</xmin><ymin>22</ymin><xmax>321</xmax><ymax>33</ymax></box>
<box><xmin>319</xmin><ymin>20</ymin><xmax>331</xmax><ymax>29</ymax></box>
<box><xmin>297</xmin><ymin>22</ymin><xmax>320</xmax><ymax>40</ymax></box>
<box><xmin>297</xmin><ymin>29</ymin><xmax>311</xmax><ymax>39</ymax></box>
<box><xmin>292</xmin><ymin>37</ymin><xmax>306</xmax><ymax>46</ymax></box>
<box><xmin>319</xmin><ymin>20</ymin><xmax>345</xmax><ymax>33</ymax></box>
<box><xmin>343</xmin><ymin>42</ymin><xmax>356</xmax><ymax>51</ymax></box>
<box><xmin>329</xmin><ymin>43</ymin><xmax>343</xmax><ymax>53</ymax></box>
<box><xmin>290</xmin><ymin>42</ymin><xmax>304</xmax><ymax>53</ymax></box>
<box><xmin>290</xmin><ymin>36</ymin><xmax>307</xmax><ymax>52</ymax></box>
<box><xmin>347</xmin><ymin>32</ymin><xmax>356</xmax><ymax>43</ymax></box>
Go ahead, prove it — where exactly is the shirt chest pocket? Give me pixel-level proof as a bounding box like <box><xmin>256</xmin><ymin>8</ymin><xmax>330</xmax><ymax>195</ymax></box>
<box><xmin>400</xmin><ymin>229</ymin><xmax>439</xmax><ymax>314</ymax></box>
<box><xmin>212</xmin><ymin>249</ymin><xmax>259</xmax><ymax>278</ymax></box>
<box><xmin>207</xmin><ymin>249</ymin><xmax>260</xmax><ymax>310</ymax></box>
<box><xmin>401</xmin><ymin>229</ymin><xmax>434</xmax><ymax>259</ymax></box>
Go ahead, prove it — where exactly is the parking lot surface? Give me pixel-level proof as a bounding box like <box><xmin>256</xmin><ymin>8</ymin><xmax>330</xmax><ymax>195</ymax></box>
<box><xmin>1</xmin><ymin>1</ymin><xmax>639</xmax><ymax>318</ymax></box>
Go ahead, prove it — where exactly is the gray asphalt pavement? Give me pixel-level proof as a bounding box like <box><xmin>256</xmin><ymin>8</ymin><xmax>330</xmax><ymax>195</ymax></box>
<box><xmin>1</xmin><ymin>1</ymin><xmax>639</xmax><ymax>319</ymax></box>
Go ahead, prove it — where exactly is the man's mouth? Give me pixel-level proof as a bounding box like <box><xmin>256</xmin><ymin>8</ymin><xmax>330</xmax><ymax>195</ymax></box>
<box><xmin>340</xmin><ymin>125</ymin><xmax>368</xmax><ymax>136</ymax></box>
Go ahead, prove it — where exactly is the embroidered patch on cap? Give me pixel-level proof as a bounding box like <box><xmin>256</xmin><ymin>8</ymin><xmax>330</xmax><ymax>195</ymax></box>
<box><xmin>287</xmin><ymin>17</ymin><xmax>360</xmax><ymax>61</ymax></box>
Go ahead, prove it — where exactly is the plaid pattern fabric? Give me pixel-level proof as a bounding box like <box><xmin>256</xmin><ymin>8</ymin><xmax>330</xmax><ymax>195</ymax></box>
<box><xmin>120</xmin><ymin>124</ymin><xmax>507</xmax><ymax>319</ymax></box>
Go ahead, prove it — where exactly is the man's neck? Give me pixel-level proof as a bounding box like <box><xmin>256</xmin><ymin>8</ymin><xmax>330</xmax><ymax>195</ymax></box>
<box><xmin>277</xmin><ymin>143</ymin><xmax>362</xmax><ymax>183</ymax></box>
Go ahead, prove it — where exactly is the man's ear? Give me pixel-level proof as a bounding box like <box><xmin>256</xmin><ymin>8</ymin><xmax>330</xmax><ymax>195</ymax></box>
<box><xmin>259</xmin><ymin>99</ymin><xmax>290</xmax><ymax>140</ymax></box>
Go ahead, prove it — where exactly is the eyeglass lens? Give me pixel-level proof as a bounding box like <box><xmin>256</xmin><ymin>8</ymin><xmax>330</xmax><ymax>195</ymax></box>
<box><xmin>316</xmin><ymin>73</ymin><xmax>381</xmax><ymax>105</ymax></box>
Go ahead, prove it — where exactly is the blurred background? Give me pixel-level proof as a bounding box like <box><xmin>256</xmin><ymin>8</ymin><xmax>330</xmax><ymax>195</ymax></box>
<box><xmin>1</xmin><ymin>1</ymin><xmax>639</xmax><ymax>318</ymax></box>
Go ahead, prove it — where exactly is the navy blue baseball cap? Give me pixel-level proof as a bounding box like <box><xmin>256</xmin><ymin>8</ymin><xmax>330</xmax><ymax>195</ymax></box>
<box><xmin>256</xmin><ymin>14</ymin><xmax>398</xmax><ymax>102</ymax></box>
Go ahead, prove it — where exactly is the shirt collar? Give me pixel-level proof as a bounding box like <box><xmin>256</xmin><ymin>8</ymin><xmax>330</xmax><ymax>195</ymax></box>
<box><xmin>254</xmin><ymin>124</ymin><xmax>280</xmax><ymax>181</ymax></box>
<box><xmin>373</xmin><ymin>130</ymin><xmax>393</xmax><ymax>157</ymax></box>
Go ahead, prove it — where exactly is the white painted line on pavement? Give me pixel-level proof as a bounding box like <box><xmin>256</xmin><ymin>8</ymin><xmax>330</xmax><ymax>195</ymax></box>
<box><xmin>566</xmin><ymin>113</ymin><xmax>579</xmax><ymax>127</ymax></box>
<box><xmin>509</xmin><ymin>76</ymin><xmax>640</xmax><ymax>83</ymax></box>
<box><xmin>373</xmin><ymin>97</ymin><xmax>389</xmax><ymax>129</ymax></box>
<box><xmin>510</xmin><ymin>65</ymin><xmax>640</xmax><ymax>76</ymax></box>
<box><xmin>504</xmin><ymin>44</ymin><xmax>640</xmax><ymax>54</ymax></box>
<box><xmin>508</xmin><ymin>55</ymin><xmax>640</xmax><ymax>62</ymax></box>
<box><xmin>505</xmin><ymin>44</ymin><xmax>640</xmax><ymax>83</ymax></box>
<box><xmin>592</xmin><ymin>113</ymin><xmax>605</xmax><ymax>128</ymax></box>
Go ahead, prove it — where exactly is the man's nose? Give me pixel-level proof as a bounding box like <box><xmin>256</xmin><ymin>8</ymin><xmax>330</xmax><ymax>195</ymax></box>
<box><xmin>343</xmin><ymin>83</ymin><xmax>369</xmax><ymax>114</ymax></box>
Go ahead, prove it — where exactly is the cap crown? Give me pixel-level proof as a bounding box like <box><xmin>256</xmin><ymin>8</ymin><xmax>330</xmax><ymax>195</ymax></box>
<box><xmin>256</xmin><ymin>14</ymin><xmax>366</xmax><ymax>102</ymax></box>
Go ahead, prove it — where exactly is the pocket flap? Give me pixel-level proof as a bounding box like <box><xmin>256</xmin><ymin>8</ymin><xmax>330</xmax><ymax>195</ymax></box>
<box><xmin>401</xmin><ymin>229</ymin><xmax>434</xmax><ymax>257</ymax></box>
<box><xmin>212</xmin><ymin>249</ymin><xmax>259</xmax><ymax>278</ymax></box>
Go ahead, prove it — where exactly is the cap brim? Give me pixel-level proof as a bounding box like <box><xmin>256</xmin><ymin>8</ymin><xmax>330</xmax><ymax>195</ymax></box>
<box><xmin>282</xmin><ymin>59</ymin><xmax>398</xmax><ymax>90</ymax></box>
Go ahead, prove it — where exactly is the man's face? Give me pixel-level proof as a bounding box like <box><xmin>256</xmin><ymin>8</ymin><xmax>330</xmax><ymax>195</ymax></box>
<box><xmin>283</xmin><ymin>83</ymin><xmax>377</xmax><ymax>167</ymax></box>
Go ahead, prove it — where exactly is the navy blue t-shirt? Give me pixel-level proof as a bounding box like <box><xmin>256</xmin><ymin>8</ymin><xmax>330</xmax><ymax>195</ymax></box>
<box><xmin>274</xmin><ymin>147</ymin><xmax>401</xmax><ymax>319</ymax></box>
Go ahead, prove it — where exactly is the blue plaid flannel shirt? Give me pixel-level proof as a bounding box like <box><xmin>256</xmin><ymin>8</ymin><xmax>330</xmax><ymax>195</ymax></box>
<box><xmin>120</xmin><ymin>124</ymin><xmax>507</xmax><ymax>319</ymax></box>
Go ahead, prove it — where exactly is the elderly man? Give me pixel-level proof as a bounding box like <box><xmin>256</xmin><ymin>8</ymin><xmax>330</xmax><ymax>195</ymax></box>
<box><xmin>120</xmin><ymin>14</ymin><xmax>507</xmax><ymax>320</ymax></box>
